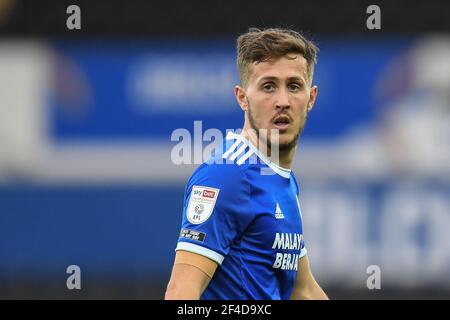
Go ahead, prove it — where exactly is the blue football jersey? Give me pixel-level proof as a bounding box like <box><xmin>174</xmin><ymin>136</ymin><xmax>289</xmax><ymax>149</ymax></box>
<box><xmin>176</xmin><ymin>132</ymin><xmax>307</xmax><ymax>300</ymax></box>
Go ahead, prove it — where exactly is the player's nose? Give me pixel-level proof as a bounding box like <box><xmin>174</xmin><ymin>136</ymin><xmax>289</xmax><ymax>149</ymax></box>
<box><xmin>275</xmin><ymin>88</ymin><xmax>290</xmax><ymax>110</ymax></box>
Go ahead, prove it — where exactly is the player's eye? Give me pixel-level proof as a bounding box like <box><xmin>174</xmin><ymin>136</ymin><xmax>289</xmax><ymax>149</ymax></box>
<box><xmin>288</xmin><ymin>83</ymin><xmax>302</xmax><ymax>92</ymax></box>
<box><xmin>262</xmin><ymin>82</ymin><xmax>276</xmax><ymax>92</ymax></box>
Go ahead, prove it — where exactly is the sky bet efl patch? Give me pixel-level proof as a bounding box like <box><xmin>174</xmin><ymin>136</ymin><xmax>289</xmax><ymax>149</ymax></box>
<box><xmin>187</xmin><ymin>185</ymin><xmax>220</xmax><ymax>224</ymax></box>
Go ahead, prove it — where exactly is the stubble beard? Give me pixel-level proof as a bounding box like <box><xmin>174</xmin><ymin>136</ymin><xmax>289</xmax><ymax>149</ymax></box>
<box><xmin>247</xmin><ymin>102</ymin><xmax>306</xmax><ymax>154</ymax></box>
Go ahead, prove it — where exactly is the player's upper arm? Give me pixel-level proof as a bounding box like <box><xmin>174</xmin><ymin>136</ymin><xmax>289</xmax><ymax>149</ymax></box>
<box><xmin>176</xmin><ymin>162</ymin><xmax>253</xmax><ymax>264</ymax></box>
<box><xmin>165</xmin><ymin>250</ymin><xmax>218</xmax><ymax>300</ymax></box>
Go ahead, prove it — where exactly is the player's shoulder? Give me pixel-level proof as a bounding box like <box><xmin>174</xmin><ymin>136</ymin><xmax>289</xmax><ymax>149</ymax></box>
<box><xmin>186</xmin><ymin>132</ymin><xmax>260</xmax><ymax>198</ymax></box>
<box><xmin>189</xmin><ymin>159</ymin><xmax>248</xmax><ymax>189</ymax></box>
<box><xmin>184</xmin><ymin>159</ymin><xmax>250</xmax><ymax>212</ymax></box>
<box><xmin>190</xmin><ymin>132</ymin><xmax>258</xmax><ymax>184</ymax></box>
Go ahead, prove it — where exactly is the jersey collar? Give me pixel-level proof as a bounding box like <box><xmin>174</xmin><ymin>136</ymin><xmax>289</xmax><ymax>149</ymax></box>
<box><xmin>226</xmin><ymin>131</ymin><xmax>292</xmax><ymax>179</ymax></box>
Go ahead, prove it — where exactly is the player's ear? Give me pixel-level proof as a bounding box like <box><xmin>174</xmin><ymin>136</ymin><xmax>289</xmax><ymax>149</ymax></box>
<box><xmin>235</xmin><ymin>85</ymin><xmax>248</xmax><ymax>112</ymax></box>
<box><xmin>307</xmin><ymin>85</ymin><xmax>318</xmax><ymax>112</ymax></box>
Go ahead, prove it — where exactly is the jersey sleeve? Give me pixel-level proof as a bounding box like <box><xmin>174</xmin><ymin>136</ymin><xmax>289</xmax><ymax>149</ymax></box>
<box><xmin>175</xmin><ymin>162</ymin><xmax>253</xmax><ymax>265</ymax></box>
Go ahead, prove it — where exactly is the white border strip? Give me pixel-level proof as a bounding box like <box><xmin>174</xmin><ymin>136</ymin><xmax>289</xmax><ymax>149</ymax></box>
<box><xmin>176</xmin><ymin>241</ymin><xmax>225</xmax><ymax>265</ymax></box>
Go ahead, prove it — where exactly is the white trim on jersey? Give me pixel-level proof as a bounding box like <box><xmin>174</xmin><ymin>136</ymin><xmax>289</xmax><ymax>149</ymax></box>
<box><xmin>222</xmin><ymin>139</ymin><xmax>241</xmax><ymax>159</ymax></box>
<box><xmin>299</xmin><ymin>247</ymin><xmax>308</xmax><ymax>259</ymax></box>
<box><xmin>225</xmin><ymin>132</ymin><xmax>291</xmax><ymax>179</ymax></box>
<box><xmin>229</xmin><ymin>143</ymin><xmax>247</xmax><ymax>161</ymax></box>
<box><xmin>296</xmin><ymin>195</ymin><xmax>303</xmax><ymax>220</ymax></box>
<box><xmin>236</xmin><ymin>149</ymin><xmax>254</xmax><ymax>165</ymax></box>
<box><xmin>176</xmin><ymin>241</ymin><xmax>225</xmax><ymax>265</ymax></box>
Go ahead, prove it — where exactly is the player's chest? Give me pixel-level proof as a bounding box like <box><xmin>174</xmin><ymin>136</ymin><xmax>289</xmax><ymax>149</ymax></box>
<box><xmin>245</xmin><ymin>188</ymin><xmax>304</xmax><ymax>247</ymax></box>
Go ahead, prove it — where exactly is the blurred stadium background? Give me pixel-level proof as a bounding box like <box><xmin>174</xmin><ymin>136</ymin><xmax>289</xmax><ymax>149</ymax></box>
<box><xmin>0</xmin><ymin>0</ymin><xmax>449</xmax><ymax>299</ymax></box>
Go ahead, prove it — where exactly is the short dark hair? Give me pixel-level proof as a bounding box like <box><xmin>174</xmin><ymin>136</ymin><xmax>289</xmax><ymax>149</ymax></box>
<box><xmin>237</xmin><ymin>27</ymin><xmax>319</xmax><ymax>86</ymax></box>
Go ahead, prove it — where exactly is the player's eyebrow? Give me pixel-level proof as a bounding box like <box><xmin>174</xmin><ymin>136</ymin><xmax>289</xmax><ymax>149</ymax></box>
<box><xmin>257</xmin><ymin>76</ymin><xmax>306</xmax><ymax>84</ymax></box>
<box><xmin>286</xmin><ymin>76</ymin><xmax>305</xmax><ymax>83</ymax></box>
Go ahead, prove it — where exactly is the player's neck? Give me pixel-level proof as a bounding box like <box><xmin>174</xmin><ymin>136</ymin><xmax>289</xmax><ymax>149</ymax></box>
<box><xmin>275</xmin><ymin>147</ymin><xmax>296</xmax><ymax>169</ymax></box>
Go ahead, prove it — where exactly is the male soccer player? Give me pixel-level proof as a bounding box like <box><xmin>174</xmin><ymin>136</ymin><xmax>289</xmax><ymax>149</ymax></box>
<box><xmin>165</xmin><ymin>28</ymin><xmax>328</xmax><ymax>300</ymax></box>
